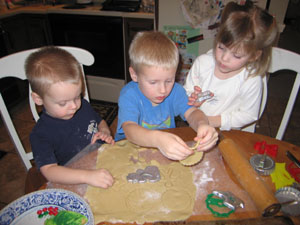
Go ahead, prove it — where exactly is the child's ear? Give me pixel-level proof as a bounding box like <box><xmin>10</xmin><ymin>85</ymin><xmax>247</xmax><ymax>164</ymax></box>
<box><xmin>31</xmin><ymin>92</ymin><xmax>43</xmax><ymax>106</ymax></box>
<box><xmin>129</xmin><ymin>67</ymin><xmax>138</xmax><ymax>82</ymax></box>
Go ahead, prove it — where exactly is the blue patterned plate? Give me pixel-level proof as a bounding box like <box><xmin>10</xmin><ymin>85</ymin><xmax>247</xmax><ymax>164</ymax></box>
<box><xmin>0</xmin><ymin>189</ymin><xmax>94</xmax><ymax>225</ymax></box>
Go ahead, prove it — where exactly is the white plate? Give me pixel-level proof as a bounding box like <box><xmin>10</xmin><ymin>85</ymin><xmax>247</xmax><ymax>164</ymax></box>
<box><xmin>0</xmin><ymin>189</ymin><xmax>94</xmax><ymax>225</ymax></box>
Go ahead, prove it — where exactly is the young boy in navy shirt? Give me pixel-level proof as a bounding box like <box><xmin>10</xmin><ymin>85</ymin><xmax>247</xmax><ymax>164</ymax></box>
<box><xmin>26</xmin><ymin>46</ymin><xmax>114</xmax><ymax>188</ymax></box>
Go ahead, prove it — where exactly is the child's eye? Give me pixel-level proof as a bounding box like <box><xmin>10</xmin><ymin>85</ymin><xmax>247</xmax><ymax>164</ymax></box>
<box><xmin>149</xmin><ymin>81</ymin><xmax>156</xmax><ymax>84</ymax></box>
<box><xmin>234</xmin><ymin>55</ymin><xmax>242</xmax><ymax>59</ymax></box>
<box><xmin>218</xmin><ymin>44</ymin><xmax>225</xmax><ymax>50</ymax></box>
<box><xmin>58</xmin><ymin>102</ymin><xmax>66</xmax><ymax>107</ymax></box>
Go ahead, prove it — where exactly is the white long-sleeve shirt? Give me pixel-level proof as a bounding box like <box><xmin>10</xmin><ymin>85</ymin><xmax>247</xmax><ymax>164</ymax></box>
<box><xmin>184</xmin><ymin>49</ymin><xmax>263</xmax><ymax>130</ymax></box>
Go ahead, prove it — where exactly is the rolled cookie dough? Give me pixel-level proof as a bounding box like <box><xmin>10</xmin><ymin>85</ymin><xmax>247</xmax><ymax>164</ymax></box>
<box><xmin>84</xmin><ymin>140</ymin><xmax>196</xmax><ymax>224</ymax></box>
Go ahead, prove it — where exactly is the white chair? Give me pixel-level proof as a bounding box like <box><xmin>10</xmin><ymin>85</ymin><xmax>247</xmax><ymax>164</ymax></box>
<box><xmin>241</xmin><ymin>75</ymin><xmax>268</xmax><ymax>133</ymax></box>
<box><xmin>268</xmin><ymin>47</ymin><xmax>300</xmax><ymax>140</ymax></box>
<box><xmin>243</xmin><ymin>47</ymin><xmax>300</xmax><ymax>140</ymax></box>
<box><xmin>0</xmin><ymin>46</ymin><xmax>94</xmax><ymax>170</ymax></box>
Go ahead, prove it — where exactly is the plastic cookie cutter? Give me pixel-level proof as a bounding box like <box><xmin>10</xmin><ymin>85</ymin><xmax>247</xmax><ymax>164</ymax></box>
<box><xmin>205</xmin><ymin>191</ymin><xmax>244</xmax><ymax>218</ymax></box>
<box><xmin>254</xmin><ymin>141</ymin><xmax>278</xmax><ymax>158</ymax></box>
<box><xmin>212</xmin><ymin>190</ymin><xmax>245</xmax><ymax>210</ymax></box>
<box><xmin>287</xmin><ymin>162</ymin><xmax>300</xmax><ymax>182</ymax></box>
<box><xmin>197</xmin><ymin>90</ymin><xmax>213</xmax><ymax>102</ymax></box>
<box><xmin>126</xmin><ymin>165</ymin><xmax>161</xmax><ymax>183</ymax></box>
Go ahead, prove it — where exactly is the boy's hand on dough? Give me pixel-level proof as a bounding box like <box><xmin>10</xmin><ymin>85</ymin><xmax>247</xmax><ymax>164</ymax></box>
<box><xmin>86</xmin><ymin>168</ymin><xmax>114</xmax><ymax>188</ymax></box>
<box><xmin>156</xmin><ymin>132</ymin><xmax>193</xmax><ymax>160</ymax></box>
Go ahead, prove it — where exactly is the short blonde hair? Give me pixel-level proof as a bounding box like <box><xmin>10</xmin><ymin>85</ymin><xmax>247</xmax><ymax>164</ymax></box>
<box><xmin>25</xmin><ymin>46</ymin><xmax>84</xmax><ymax>97</ymax></box>
<box><xmin>129</xmin><ymin>31</ymin><xmax>179</xmax><ymax>73</ymax></box>
<box><xmin>214</xmin><ymin>1</ymin><xmax>278</xmax><ymax>77</ymax></box>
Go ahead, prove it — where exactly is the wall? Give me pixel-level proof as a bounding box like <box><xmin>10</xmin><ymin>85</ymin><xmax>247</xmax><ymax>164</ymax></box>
<box><xmin>268</xmin><ymin>0</ymin><xmax>289</xmax><ymax>33</ymax></box>
<box><xmin>158</xmin><ymin>0</ymin><xmax>214</xmax><ymax>55</ymax></box>
<box><xmin>158</xmin><ymin>0</ymin><xmax>287</xmax><ymax>55</ymax></box>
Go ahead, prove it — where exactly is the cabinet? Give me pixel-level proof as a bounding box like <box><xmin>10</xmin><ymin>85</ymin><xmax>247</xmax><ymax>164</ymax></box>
<box><xmin>0</xmin><ymin>14</ymin><xmax>29</xmax><ymax>54</ymax></box>
<box><xmin>26</xmin><ymin>14</ymin><xmax>52</xmax><ymax>49</ymax></box>
<box><xmin>123</xmin><ymin>17</ymin><xmax>154</xmax><ymax>82</ymax></box>
<box><xmin>0</xmin><ymin>14</ymin><xmax>50</xmax><ymax>108</ymax></box>
<box><xmin>0</xmin><ymin>14</ymin><xmax>51</xmax><ymax>54</ymax></box>
<box><xmin>49</xmin><ymin>14</ymin><xmax>125</xmax><ymax>80</ymax></box>
<box><xmin>0</xmin><ymin>24</ymin><xmax>8</xmax><ymax>58</ymax></box>
<box><xmin>0</xmin><ymin>12</ymin><xmax>154</xmax><ymax>102</ymax></box>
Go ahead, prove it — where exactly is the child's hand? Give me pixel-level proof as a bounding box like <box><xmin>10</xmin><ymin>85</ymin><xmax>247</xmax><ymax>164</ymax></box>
<box><xmin>91</xmin><ymin>131</ymin><xmax>115</xmax><ymax>145</ymax></box>
<box><xmin>156</xmin><ymin>132</ymin><xmax>194</xmax><ymax>160</ymax></box>
<box><xmin>188</xmin><ymin>86</ymin><xmax>213</xmax><ymax>107</ymax></box>
<box><xmin>194</xmin><ymin>124</ymin><xmax>218</xmax><ymax>152</ymax></box>
<box><xmin>92</xmin><ymin>120</ymin><xmax>115</xmax><ymax>145</ymax></box>
<box><xmin>187</xmin><ymin>86</ymin><xmax>201</xmax><ymax>106</ymax></box>
<box><xmin>85</xmin><ymin>168</ymin><xmax>114</xmax><ymax>188</ymax></box>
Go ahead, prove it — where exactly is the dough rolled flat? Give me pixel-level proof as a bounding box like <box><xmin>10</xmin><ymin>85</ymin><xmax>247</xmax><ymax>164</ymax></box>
<box><xmin>85</xmin><ymin>140</ymin><xmax>196</xmax><ymax>224</ymax></box>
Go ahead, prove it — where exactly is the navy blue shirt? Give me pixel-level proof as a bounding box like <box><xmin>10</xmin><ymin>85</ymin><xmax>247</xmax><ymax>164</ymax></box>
<box><xmin>30</xmin><ymin>99</ymin><xmax>102</xmax><ymax>169</ymax></box>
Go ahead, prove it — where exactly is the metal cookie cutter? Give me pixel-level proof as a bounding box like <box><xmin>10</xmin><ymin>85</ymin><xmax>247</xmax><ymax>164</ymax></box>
<box><xmin>126</xmin><ymin>165</ymin><xmax>161</xmax><ymax>183</ymax></box>
<box><xmin>263</xmin><ymin>186</ymin><xmax>300</xmax><ymax>217</ymax></box>
<box><xmin>212</xmin><ymin>190</ymin><xmax>245</xmax><ymax>210</ymax></box>
<box><xmin>197</xmin><ymin>90</ymin><xmax>213</xmax><ymax>102</ymax></box>
<box><xmin>250</xmin><ymin>153</ymin><xmax>275</xmax><ymax>175</ymax></box>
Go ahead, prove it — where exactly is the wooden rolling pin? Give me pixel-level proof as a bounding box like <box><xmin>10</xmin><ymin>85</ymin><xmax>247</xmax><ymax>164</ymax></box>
<box><xmin>218</xmin><ymin>137</ymin><xmax>278</xmax><ymax>215</ymax></box>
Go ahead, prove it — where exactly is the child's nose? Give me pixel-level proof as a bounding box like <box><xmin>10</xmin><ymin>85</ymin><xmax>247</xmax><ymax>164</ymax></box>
<box><xmin>221</xmin><ymin>51</ymin><xmax>230</xmax><ymax>62</ymax></box>
<box><xmin>159</xmin><ymin>83</ymin><xmax>167</xmax><ymax>94</ymax></box>
<box><xmin>69</xmin><ymin>100</ymin><xmax>78</xmax><ymax>109</ymax></box>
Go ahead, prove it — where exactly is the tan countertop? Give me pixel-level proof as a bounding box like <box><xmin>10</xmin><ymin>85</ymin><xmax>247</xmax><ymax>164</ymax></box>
<box><xmin>0</xmin><ymin>3</ymin><xmax>154</xmax><ymax>19</ymax></box>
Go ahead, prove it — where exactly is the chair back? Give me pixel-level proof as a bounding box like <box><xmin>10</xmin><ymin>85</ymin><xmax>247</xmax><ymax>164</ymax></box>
<box><xmin>268</xmin><ymin>47</ymin><xmax>300</xmax><ymax>140</ymax></box>
<box><xmin>241</xmin><ymin>75</ymin><xmax>268</xmax><ymax>133</ymax></box>
<box><xmin>0</xmin><ymin>46</ymin><xmax>94</xmax><ymax>170</ymax></box>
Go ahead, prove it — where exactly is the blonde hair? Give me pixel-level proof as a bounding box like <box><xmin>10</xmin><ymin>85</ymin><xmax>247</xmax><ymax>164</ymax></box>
<box><xmin>214</xmin><ymin>1</ymin><xmax>278</xmax><ymax>77</ymax></box>
<box><xmin>25</xmin><ymin>46</ymin><xmax>84</xmax><ymax>97</ymax></box>
<box><xmin>129</xmin><ymin>31</ymin><xmax>179</xmax><ymax>73</ymax></box>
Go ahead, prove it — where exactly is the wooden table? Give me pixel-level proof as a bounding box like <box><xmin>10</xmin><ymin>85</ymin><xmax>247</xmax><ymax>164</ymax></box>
<box><xmin>34</xmin><ymin>127</ymin><xmax>300</xmax><ymax>225</ymax></box>
<box><xmin>161</xmin><ymin>127</ymin><xmax>300</xmax><ymax>225</ymax></box>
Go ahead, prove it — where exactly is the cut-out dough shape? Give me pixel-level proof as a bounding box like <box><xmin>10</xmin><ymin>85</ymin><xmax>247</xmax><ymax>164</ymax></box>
<box><xmin>127</xmin><ymin>165</ymin><xmax>161</xmax><ymax>183</ymax></box>
<box><xmin>180</xmin><ymin>141</ymin><xmax>204</xmax><ymax>166</ymax></box>
<box><xmin>162</xmin><ymin>189</ymin><xmax>192</xmax><ymax>211</ymax></box>
<box><xmin>126</xmin><ymin>188</ymin><xmax>158</xmax><ymax>212</ymax></box>
<box><xmin>180</xmin><ymin>151</ymin><xmax>204</xmax><ymax>166</ymax></box>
